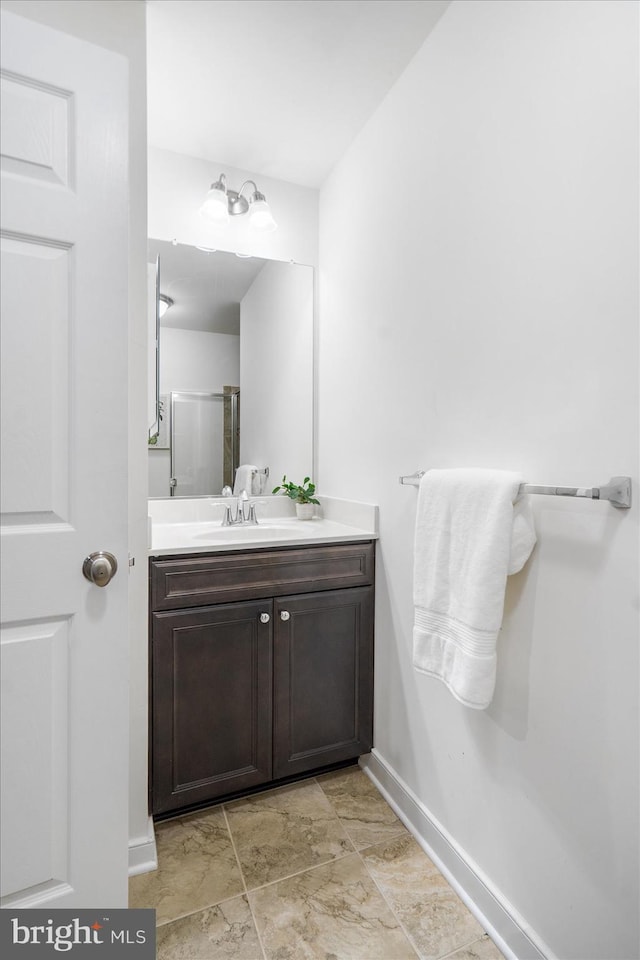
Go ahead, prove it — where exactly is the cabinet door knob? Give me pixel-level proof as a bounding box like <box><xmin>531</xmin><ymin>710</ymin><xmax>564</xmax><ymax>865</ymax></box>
<box><xmin>259</xmin><ymin>613</ymin><xmax>270</xmax><ymax>624</ymax></box>
<box><xmin>280</xmin><ymin>610</ymin><xmax>290</xmax><ymax>621</ymax></box>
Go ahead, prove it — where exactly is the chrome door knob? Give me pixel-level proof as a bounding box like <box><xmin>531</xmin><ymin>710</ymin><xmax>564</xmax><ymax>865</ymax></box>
<box><xmin>259</xmin><ymin>613</ymin><xmax>270</xmax><ymax>624</ymax></box>
<box><xmin>83</xmin><ymin>551</ymin><xmax>118</xmax><ymax>587</ymax></box>
<box><xmin>280</xmin><ymin>611</ymin><xmax>290</xmax><ymax>621</ymax></box>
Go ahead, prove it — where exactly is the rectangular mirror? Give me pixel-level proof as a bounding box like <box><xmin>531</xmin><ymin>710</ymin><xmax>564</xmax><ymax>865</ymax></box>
<box><xmin>148</xmin><ymin>241</ymin><xmax>314</xmax><ymax>498</ymax></box>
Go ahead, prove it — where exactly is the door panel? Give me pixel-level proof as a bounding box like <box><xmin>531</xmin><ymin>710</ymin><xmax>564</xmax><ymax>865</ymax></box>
<box><xmin>273</xmin><ymin>588</ymin><xmax>374</xmax><ymax>779</ymax></box>
<box><xmin>0</xmin><ymin>619</ymin><xmax>69</xmax><ymax>900</ymax></box>
<box><xmin>0</xmin><ymin>11</ymin><xmax>129</xmax><ymax>908</ymax></box>
<box><xmin>0</xmin><ymin>71</ymin><xmax>71</xmax><ymax>187</ymax></box>
<box><xmin>1</xmin><ymin>235</ymin><xmax>71</xmax><ymax>521</ymax></box>
<box><xmin>151</xmin><ymin>601</ymin><xmax>273</xmax><ymax>816</ymax></box>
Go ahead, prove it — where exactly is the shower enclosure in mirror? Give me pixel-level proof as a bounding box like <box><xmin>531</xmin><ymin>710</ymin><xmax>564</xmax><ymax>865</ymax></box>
<box><xmin>148</xmin><ymin>241</ymin><xmax>314</xmax><ymax>498</ymax></box>
<box><xmin>170</xmin><ymin>390</ymin><xmax>238</xmax><ymax>496</ymax></box>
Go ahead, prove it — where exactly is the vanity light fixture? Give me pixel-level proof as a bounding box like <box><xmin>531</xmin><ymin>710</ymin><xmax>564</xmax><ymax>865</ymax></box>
<box><xmin>199</xmin><ymin>173</ymin><xmax>278</xmax><ymax>233</ymax></box>
<box><xmin>158</xmin><ymin>294</ymin><xmax>174</xmax><ymax>319</ymax></box>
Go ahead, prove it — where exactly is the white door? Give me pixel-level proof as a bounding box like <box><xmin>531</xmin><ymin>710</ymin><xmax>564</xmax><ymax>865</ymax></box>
<box><xmin>0</xmin><ymin>11</ymin><xmax>130</xmax><ymax>908</ymax></box>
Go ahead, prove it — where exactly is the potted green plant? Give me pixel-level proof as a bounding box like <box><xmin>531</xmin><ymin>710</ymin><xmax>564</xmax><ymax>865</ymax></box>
<box><xmin>148</xmin><ymin>398</ymin><xmax>165</xmax><ymax>446</ymax></box>
<box><xmin>272</xmin><ymin>475</ymin><xmax>320</xmax><ymax>520</ymax></box>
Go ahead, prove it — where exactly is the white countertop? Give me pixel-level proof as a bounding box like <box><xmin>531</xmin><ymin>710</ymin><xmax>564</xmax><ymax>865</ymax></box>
<box><xmin>148</xmin><ymin>496</ymin><xmax>378</xmax><ymax>557</ymax></box>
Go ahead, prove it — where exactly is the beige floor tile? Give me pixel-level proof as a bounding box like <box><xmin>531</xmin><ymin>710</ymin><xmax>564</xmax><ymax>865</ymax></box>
<box><xmin>156</xmin><ymin>895</ymin><xmax>264</xmax><ymax>960</ymax></box>
<box><xmin>225</xmin><ymin>779</ymin><xmax>354</xmax><ymax>889</ymax></box>
<box><xmin>446</xmin><ymin>934</ymin><xmax>506</xmax><ymax>960</ymax></box>
<box><xmin>317</xmin><ymin>765</ymin><xmax>408</xmax><ymax>849</ymax></box>
<box><xmin>361</xmin><ymin>834</ymin><xmax>484</xmax><ymax>960</ymax></box>
<box><xmin>249</xmin><ymin>852</ymin><xmax>418</xmax><ymax>960</ymax></box>
<box><xmin>128</xmin><ymin>807</ymin><xmax>244</xmax><ymax>925</ymax></box>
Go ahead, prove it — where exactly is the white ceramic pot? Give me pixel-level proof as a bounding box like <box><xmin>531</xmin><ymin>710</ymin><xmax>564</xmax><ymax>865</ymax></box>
<box><xmin>295</xmin><ymin>502</ymin><xmax>315</xmax><ymax>521</ymax></box>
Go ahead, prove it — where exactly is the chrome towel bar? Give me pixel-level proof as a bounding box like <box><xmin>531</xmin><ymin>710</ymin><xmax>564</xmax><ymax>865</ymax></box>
<box><xmin>398</xmin><ymin>471</ymin><xmax>632</xmax><ymax>509</ymax></box>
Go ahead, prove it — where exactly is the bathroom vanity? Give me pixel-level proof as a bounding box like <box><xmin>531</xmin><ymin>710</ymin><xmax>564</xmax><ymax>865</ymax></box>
<box><xmin>148</xmin><ymin>498</ymin><xmax>377</xmax><ymax>817</ymax></box>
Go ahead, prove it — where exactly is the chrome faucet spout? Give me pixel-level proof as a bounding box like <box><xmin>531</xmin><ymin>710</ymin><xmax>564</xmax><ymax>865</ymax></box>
<box><xmin>220</xmin><ymin>494</ymin><xmax>259</xmax><ymax>526</ymax></box>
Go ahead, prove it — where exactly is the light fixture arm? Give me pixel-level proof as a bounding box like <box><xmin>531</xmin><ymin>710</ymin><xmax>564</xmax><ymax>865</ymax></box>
<box><xmin>238</xmin><ymin>179</ymin><xmax>258</xmax><ymax>197</ymax></box>
<box><xmin>209</xmin><ymin>173</ymin><xmax>227</xmax><ymax>192</ymax></box>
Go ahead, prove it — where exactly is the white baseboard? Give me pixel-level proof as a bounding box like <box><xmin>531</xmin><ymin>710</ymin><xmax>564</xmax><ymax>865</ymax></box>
<box><xmin>128</xmin><ymin>817</ymin><xmax>158</xmax><ymax>877</ymax></box>
<box><xmin>360</xmin><ymin>750</ymin><xmax>554</xmax><ymax>960</ymax></box>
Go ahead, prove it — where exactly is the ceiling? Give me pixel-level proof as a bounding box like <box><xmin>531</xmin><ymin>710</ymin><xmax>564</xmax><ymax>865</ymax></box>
<box><xmin>146</xmin><ymin>0</ymin><xmax>450</xmax><ymax>189</ymax></box>
<box><xmin>149</xmin><ymin>240</ymin><xmax>267</xmax><ymax>334</ymax></box>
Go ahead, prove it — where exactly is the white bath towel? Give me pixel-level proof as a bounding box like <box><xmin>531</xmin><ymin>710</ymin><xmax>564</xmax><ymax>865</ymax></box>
<box><xmin>413</xmin><ymin>468</ymin><xmax>536</xmax><ymax>709</ymax></box>
<box><xmin>233</xmin><ymin>464</ymin><xmax>257</xmax><ymax>496</ymax></box>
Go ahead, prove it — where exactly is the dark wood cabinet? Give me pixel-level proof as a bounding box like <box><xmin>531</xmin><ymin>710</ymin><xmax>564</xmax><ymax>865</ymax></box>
<box><xmin>273</xmin><ymin>589</ymin><xmax>373</xmax><ymax>779</ymax></box>
<box><xmin>150</xmin><ymin>542</ymin><xmax>374</xmax><ymax>817</ymax></box>
<box><xmin>151</xmin><ymin>600</ymin><xmax>273</xmax><ymax>815</ymax></box>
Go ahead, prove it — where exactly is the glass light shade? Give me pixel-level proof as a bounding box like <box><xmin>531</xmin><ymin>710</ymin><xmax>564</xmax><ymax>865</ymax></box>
<box><xmin>200</xmin><ymin>186</ymin><xmax>229</xmax><ymax>223</ymax></box>
<box><xmin>248</xmin><ymin>199</ymin><xmax>277</xmax><ymax>233</ymax></box>
<box><xmin>158</xmin><ymin>295</ymin><xmax>173</xmax><ymax>318</ymax></box>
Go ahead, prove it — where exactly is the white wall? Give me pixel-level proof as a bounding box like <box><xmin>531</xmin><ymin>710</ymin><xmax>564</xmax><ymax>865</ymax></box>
<box><xmin>319</xmin><ymin>2</ymin><xmax>639</xmax><ymax>958</ymax></box>
<box><xmin>159</xmin><ymin>328</ymin><xmax>239</xmax><ymax>395</ymax></box>
<box><xmin>148</xmin><ymin>328</ymin><xmax>240</xmax><ymax>497</ymax></box>
<box><xmin>240</xmin><ymin>260</ymin><xmax>314</xmax><ymax>486</ymax></box>
<box><xmin>1</xmin><ymin>0</ymin><xmax>152</xmax><ymax>873</ymax></box>
<box><xmin>148</xmin><ymin>146</ymin><xmax>319</xmax><ymax>267</ymax></box>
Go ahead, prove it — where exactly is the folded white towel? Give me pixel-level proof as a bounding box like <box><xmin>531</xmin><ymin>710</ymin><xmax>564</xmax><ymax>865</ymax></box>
<box><xmin>413</xmin><ymin>468</ymin><xmax>536</xmax><ymax>709</ymax></box>
<box><xmin>233</xmin><ymin>464</ymin><xmax>257</xmax><ymax>496</ymax></box>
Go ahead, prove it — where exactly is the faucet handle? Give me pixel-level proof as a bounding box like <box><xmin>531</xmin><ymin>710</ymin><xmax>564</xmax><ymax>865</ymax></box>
<box><xmin>247</xmin><ymin>503</ymin><xmax>259</xmax><ymax>525</ymax></box>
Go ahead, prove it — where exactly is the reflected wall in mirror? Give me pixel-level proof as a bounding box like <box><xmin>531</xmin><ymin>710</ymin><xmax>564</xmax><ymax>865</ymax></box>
<box><xmin>148</xmin><ymin>240</ymin><xmax>314</xmax><ymax>498</ymax></box>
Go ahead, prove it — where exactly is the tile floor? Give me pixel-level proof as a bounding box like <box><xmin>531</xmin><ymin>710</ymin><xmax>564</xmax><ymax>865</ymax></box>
<box><xmin>129</xmin><ymin>765</ymin><xmax>506</xmax><ymax>960</ymax></box>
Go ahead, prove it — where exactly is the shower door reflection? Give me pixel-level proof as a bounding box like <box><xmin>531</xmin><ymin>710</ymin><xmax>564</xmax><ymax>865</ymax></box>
<box><xmin>170</xmin><ymin>391</ymin><xmax>238</xmax><ymax>497</ymax></box>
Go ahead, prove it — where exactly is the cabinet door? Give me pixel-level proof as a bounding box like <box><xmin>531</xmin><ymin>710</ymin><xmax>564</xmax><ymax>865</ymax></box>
<box><xmin>273</xmin><ymin>588</ymin><xmax>373</xmax><ymax>779</ymax></box>
<box><xmin>151</xmin><ymin>600</ymin><xmax>272</xmax><ymax>815</ymax></box>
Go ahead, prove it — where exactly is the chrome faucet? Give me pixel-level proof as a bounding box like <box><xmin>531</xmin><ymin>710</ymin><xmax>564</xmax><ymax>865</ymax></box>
<box><xmin>221</xmin><ymin>491</ymin><xmax>259</xmax><ymax>526</ymax></box>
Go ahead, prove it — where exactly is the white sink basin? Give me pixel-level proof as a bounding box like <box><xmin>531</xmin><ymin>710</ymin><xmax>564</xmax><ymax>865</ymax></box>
<box><xmin>149</xmin><ymin>516</ymin><xmax>377</xmax><ymax>555</ymax></box>
<box><xmin>194</xmin><ymin>524</ymin><xmax>297</xmax><ymax>541</ymax></box>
